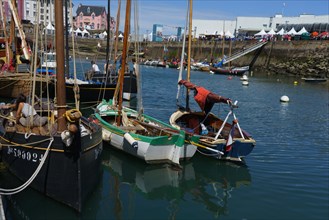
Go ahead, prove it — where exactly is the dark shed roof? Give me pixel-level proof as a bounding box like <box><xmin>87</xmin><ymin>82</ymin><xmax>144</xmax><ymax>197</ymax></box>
<box><xmin>76</xmin><ymin>4</ymin><xmax>106</xmax><ymax>16</ymax></box>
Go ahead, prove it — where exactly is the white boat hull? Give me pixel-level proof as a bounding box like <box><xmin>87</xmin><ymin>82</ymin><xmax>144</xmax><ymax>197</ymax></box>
<box><xmin>102</xmin><ymin>127</ymin><xmax>196</xmax><ymax>164</ymax></box>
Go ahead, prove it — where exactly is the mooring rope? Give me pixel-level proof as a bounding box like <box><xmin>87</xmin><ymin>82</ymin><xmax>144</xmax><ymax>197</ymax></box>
<box><xmin>0</xmin><ymin>137</ymin><xmax>54</xmax><ymax>195</ymax></box>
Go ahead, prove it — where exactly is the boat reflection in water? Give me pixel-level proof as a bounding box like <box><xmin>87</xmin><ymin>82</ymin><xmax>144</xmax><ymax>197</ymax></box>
<box><xmin>103</xmin><ymin>146</ymin><xmax>252</xmax><ymax>219</ymax></box>
<box><xmin>1</xmin><ymin>146</ymin><xmax>251</xmax><ymax>219</ymax></box>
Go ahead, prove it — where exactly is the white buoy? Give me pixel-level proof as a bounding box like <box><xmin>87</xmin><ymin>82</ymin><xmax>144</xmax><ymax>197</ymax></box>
<box><xmin>280</xmin><ymin>95</ymin><xmax>289</xmax><ymax>102</ymax></box>
<box><xmin>242</xmin><ymin>81</ymin><xmax>249</xmax><ymax>86</ymax></box>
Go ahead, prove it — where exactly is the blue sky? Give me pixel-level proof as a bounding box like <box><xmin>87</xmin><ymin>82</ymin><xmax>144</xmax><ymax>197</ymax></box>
<box><xmin>73</xmin><ymin>0</ymin><xmax>329</xmax><ymax>34</ymax></box>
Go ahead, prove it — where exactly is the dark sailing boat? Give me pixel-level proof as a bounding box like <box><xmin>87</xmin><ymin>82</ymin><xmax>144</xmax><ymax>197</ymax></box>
<box><xmin>60</xmin><ymin>1</ymin><xmax>137</xmax><ymax>104</ymax></box>
<box><xmin>0</xmin><ymin>0</ymin><xmax>103</xmax><ymax>212</ymax></box>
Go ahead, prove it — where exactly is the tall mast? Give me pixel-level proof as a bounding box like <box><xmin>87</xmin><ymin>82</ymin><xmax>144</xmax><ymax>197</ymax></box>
<box><xmin>116</xmin><ymin>0</ymin><xmax>131</xmax><ymax>125</ymax></box>
<box><xmin>65</xmin><ymin>0</ymin><xmax>69</xmax><ymax>77</ymax></box>
<box><xmin>185</xmin><ymin>0</ymin><xmax>192</xmax><ymax>110</ymax></box>
<box><xmin>112</xmin><ymin>0</ymin><xmax>121</xmax><ymax>102</ymax></box>
<box><xmin>8</xmin><ymin>0</ymin><xmax>30</xmax><ymax>61</ymax></box>
<box><xmin>0</xmin><ymin>0</ymin><xmax>10</xmax><ymax>63</ymax></box>
<box><xmin>104</xmin><ymin>0</ymin><xmax>111</xmax><ymax>76</ymax></box>
<box><xmin>55</xmin><ymin>0</ymin><xmax>67</xmax><ymax>132</ymax></box>
<box><xmin>114</xmin><ymin>0</ymin><xmax>121</xmax><ymax>63</ymax></box>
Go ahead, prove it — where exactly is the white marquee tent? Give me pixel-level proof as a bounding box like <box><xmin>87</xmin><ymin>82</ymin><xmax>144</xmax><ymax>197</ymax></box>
<box><xmin>254</xmin><ymin>29</ymin><xmax>267</xmax><ymax>36</ymax></box>
<box><xmin>276</xmin><ymin>28</ymin><xmax>285</xmax><ymax>35</ymax></box>
<box><xmin>287</xmin><ymin>27</ymin><xmax>297</xmax><ymax>35</ymax></box>
<box><xmin>296</xmin><ymin>27</ymin><xmax>308</xmax><ymax>35</ymax></box>
<box><xmin>267</xmin><ymin>29</ymin><xmax>276</xmax><ymax>35</ymax></box>
<box><xmin>82</xmin><ymin>29</ymin><xmax>90</xmax><ymax>37</ymax></box>
<box><xmin>45</xmin><ymin>22</ymin><xmax>55</xmax><ymax>34</ymax></box>
<box><xmin>225</xmin><ymin>30</ymin><xmax>234</xmax><ymax>38</ymax></box>
<box><xmin>75</xmin><ymin>28</ymin><xmax>83</xmax><ymax>36</ymax></box>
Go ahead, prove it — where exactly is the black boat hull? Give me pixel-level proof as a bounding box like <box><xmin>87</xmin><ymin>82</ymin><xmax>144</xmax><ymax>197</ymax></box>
<box><xmin>0</xmin><ymin>117</ymin><xmax>103</xmax><ymax>212</ymax></box>
<box><xmin>51</xmin><ymin>73</ymin><xmax>138</xmax><ymax>103</ymax></box>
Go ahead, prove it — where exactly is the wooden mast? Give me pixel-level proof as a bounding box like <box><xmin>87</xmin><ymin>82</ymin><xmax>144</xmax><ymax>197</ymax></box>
<box><xmin>0</xmin><ymin>0</ymin><xmax>10</xmax><ymax>63</ymax></box>
<box><xmin>8</xmin><ymin>0</ymin><xmax>30</xmax><ymax>61</ymax></box>
<box><xmin>116</xmin><ymin>0</ymin><xmax>131</xmax><ymax>125</ymax></box>
<box><xmin>112</xmin><ymin>0</ymin><xmax>121</xmax><ymax>103</ymax></box>
<box><xmin>185</xmin><ymin>0</ymin><xmax>192</xmax><ymax>110</ymax></box>
<box><xmin>55</xmin><ymin>0</ymin><xmax>67</xmax><ymax>132</ymax></box>
<box><xmin>114</xmin><ymin>0</ymin><xmax>121</xmax><ymax>67</ymax></box>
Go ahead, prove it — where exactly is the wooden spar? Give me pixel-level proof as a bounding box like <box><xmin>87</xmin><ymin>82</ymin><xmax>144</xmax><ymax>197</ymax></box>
<box><xmin>116</xmin><ymin>0</ymin><xmax>131</xmax><ymax>126</ymax></box>
<box><xmin>9</xmin><ymin>0</ymin><xmax>15</xmax><ymax>58</ymax></box>
<box><xmin>113</xmin><ymin>0</ymin><xmax>122</xmax><ymax>103</ymax></box>
<box><xmin>0</xmin><ymin>0</ymin><xmax>10</xmax><ymax>63</ymax></box>
<box><xmin>185</xmin><ymin>0</ymin><xmax>193</xmax><ymax>110</ymax></box>
<box><xmin>114</xmin><ymin>0</ymin><xmax>121</xmax><ymax>63</ymax></box>
<box><xmin>55</xmin><ymin>0</ymin><xmax>67</xmax><ymax>132</ymax></box>
<box><xmin>8</xmin><ymin>0</ymin><xmax>30</xmax><ymax>60</ymax></box>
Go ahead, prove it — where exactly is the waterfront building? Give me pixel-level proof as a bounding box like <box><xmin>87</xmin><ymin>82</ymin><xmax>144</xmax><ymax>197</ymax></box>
<box><xmin>152</xmin><ymin>24</ymin><xmax>164</xmax><ymax>42</ymax></box>
<box><xmin>75</xmin><ymin>4</ymin><xmax>111</xmax><ymax>31</ymax></box>
<box><xmin>150</xmin><ymin>13</ymin><xmax>328</xmax><ymax>41</ymax></box>
<box><xmin>192</xmin><ymin>14</ymin><xmax>329</xmax><ymax>38</ymax></box>
<box><xmin>1</xmin><ymin>0</ymin><xmax>72</xmax><ymax>27</ymax></box>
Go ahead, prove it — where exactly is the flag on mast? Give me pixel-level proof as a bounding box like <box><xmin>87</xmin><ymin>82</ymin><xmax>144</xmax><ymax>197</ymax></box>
<box><xmin>225</xmin><ymin>120</ymin><xmax>237</xmax><ymax>152</ymax></box>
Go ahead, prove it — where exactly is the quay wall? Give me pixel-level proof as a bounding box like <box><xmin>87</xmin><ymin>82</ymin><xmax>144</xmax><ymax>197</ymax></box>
<box><xmin>57</xmin><ymin>36</ymin><xmax>328</xmax><ymax>78</ymax></box>
<box><xmin>141</xmin><ymin>40</ymin><xmax>329</xmax><ymax>78</ymax></box>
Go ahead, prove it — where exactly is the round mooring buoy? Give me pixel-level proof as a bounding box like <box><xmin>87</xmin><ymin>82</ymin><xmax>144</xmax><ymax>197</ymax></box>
<box><xmin>294</xmin><ymin>81</ymin><xmax>298</xmax><ymax>85</ymax></box>
<box><xmin>242</xmin><ymin>81</ymin><xmax>249</xmax><ymax>86</ymax></box>
<box><xmin>280</xmin><ymin>95</ymin><xmax>289</xmax><ymax>102</ymax></box>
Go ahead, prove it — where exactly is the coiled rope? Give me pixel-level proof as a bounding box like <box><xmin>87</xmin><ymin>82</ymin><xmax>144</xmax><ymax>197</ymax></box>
<box><xmin>0</xmin><ymin>137</ymin><xmax>54</xmax><ymax>195</ymax></box>
<box><xmin>64</xmin><ymin>109</ymin><xmax>82</xmax><ymax>123</ymax></box>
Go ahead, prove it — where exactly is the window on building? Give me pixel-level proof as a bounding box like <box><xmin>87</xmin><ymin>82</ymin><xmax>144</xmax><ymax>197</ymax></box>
<box><xmin>263</xmin><ymin>24</ymin><xmax>267</xmax><ymax>28</ymax></box>
<box><xmin>80</xmin><ymin>13</ymin><xmax>83</xmax><ymax>20</ymax></box>
<box><xmin>41</xmin><ymin>15</ymin><xmax>44</xmax><ymax>20</ymax></box>
<box><xmin>41</xmin><ymin>8</ymin><xmax>44</xmax><ymax>13</ymax></box>
<box><xmin>33</xmin><ymin>12</ymin><xmax>36</xmax><ymax>16</ymax></box>
<box><xmin>80</xmin><ymin>22</ymin><xmax>83</xmax><ymax>28</ymax></box>
<box><xmin>97</xmin><ymin>24</ymin><xmax>100</xmax><ymax>29</ymax></box>
<box><xmin>87</xmin><ymin>7</ymin><xmax>90</xmax><ymax>14</ymax></box>
<box><xmin>33</xmin><ymin>4</ymin><xmax>36</xmax><ymax>9</ymax></box>
<box><xmin>26</xmin><ymin>10</ymin><xmax>29</xmax><ymax>16</ymax></box>
<box><xmin>91</xmin><ymin>23</ymin><xmax>94</xmax><ymax>29</ymax></box>
<box><xmin>92</xmin><ymin>13</ymin><xmax>95</xmax><ymax>20</ymax></box>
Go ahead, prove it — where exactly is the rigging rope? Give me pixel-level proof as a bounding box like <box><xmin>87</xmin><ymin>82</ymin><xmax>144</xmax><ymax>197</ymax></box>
<box><xmin>0</xmin><ymin>137</ymin><xmax>54</xmax><ymax>195</ymax></box>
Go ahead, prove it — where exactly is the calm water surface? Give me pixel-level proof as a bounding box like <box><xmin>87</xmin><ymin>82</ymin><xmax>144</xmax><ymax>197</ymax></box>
<box><xmin>1</xmin><ymin>64</ymin><xmax>328</xmax><ymax>220</ymax></box>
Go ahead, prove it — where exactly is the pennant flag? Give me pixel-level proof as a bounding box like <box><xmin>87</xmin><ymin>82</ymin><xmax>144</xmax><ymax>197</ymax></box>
<box><xmin>225</xmin><ymin>121</ymin><xmax>236</xmax><ymax>152</ymax></box>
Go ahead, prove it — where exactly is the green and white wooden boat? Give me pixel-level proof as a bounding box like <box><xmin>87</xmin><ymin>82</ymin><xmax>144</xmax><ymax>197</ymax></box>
<box><xmin>94</xmin><ymin>100</ymin><xmax>198</xmax><ymax>166</ymax></box>
<box><xmin>93</xmin><ymin>0</ymin><xmax>197</xmax><ymax>166</ymax></box>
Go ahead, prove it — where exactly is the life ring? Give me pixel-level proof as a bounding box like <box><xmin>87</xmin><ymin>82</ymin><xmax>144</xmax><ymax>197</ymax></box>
<box><xmin>64</xmin><ymin>109</ymin><xmax>82</xmax><ymax>123</ymax></box>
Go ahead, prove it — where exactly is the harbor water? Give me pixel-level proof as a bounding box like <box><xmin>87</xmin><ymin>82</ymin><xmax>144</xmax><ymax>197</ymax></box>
<box><xmin>0</xmin><ymin>64</ymin><xmax>328</xmax><ymax>220</ymax></box>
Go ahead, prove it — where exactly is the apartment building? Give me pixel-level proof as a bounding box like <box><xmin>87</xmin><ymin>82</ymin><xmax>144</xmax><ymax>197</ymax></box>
<box><xmin>1</xmin><ymin>0</ymin><xmax>73</xmax><ymax>26</ymax></box>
